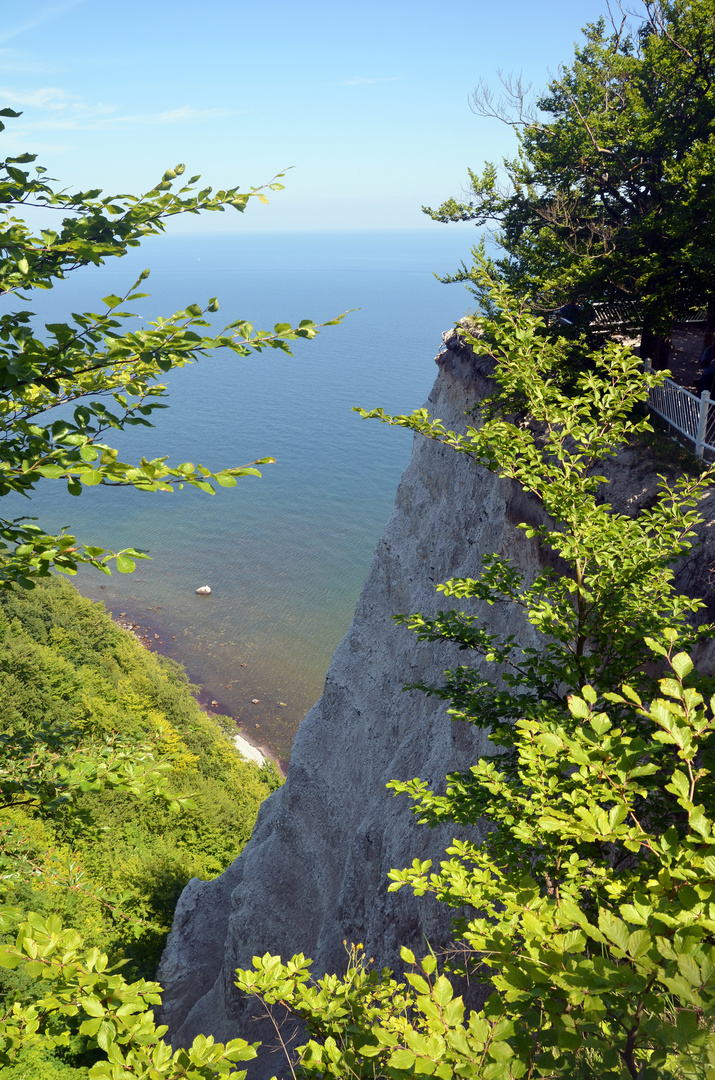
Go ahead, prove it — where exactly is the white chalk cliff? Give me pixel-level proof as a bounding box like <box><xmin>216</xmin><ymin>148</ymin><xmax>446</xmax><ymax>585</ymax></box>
<box><xmin>156</xmin><ymin>331</ymin><xmax>715</xmax><ymax>1075</ymax></box>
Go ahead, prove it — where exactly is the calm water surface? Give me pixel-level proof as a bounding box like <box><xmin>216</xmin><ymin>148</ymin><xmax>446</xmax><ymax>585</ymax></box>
<box><xmin>10</xmin><ymin>229</ymin><xmax>475</xmax><ymax>763</ymax></box>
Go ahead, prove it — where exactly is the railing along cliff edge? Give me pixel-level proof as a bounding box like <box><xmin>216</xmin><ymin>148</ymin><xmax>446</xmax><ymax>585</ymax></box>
<box><xmin>644</xmin><ymin>357</ymin><xmax>715</xmax><ymax>459</ymax></box>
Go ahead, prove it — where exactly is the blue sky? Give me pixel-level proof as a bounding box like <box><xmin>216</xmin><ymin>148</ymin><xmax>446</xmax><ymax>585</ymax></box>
<box><xmin>1</xmin><ymin>0</ymin><xmax>615</xmax><ymax>231</ymax></box>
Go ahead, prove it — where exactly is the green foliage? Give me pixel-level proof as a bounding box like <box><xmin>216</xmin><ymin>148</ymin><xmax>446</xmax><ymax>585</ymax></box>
<box><xmin>236</xmin><ymin>945</ymin><xmax>413</xmax><ymax>1079</ymax></box>
<box><xmin>0</xmin><ymin>578</ymin><xmax>278</xmax><ymax>1074</ymax></box>
<box><xmin>0</xmin><ymin>911</ymin><xmax>257</xmax><ymax>1079</ymax></box>
<box><xmin>0</xmin><ymin>1043</ymin><xmax>87</xmax><ymax>1079</ymax></box>
<box><xmin>0</xmin><ymin>108</ymin><xmax>343</xmax><ymax>589</ymax></box>
<box><xmin>360</xmin><ymin>260</ymin><xmax>711</xmax><ymax>736</ymax></box>
<box><xmin>425</xmin><ymin>1</ymin><xmax>715</xmax><ymax>331</ymax></box>
<box><xmin>0</xmin><ymin>577</ymin><xmax>278</xmax><ymax>980</ymax></box>
<box><xmin>232</xmin><ymin>267</ymin><xmax>715</xmax><ymax>1077</ymax></box>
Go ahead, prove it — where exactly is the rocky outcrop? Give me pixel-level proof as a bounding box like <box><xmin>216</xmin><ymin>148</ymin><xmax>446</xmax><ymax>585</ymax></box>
<box><xmin>156</xmin><ymin>330</ymin><xmax>715</xmax><ymax>1075</ymax></box>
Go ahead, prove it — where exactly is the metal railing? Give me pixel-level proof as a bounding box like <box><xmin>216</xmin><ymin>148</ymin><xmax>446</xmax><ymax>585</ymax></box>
<box><xmin>591</xmin><ymin>301</ymin><xmax>643</xmax><ymax>329</ymax></box>
<box><xmin>644</xmin><ymin>358</ymin><xmax>715</xmax><ymax>458</ymax></box>
<box><xmin>549</xmin><ymin>301</ymin><xmax>708</xmax><ymax>332</ymax></box>
<box><xmin>590</xmin><ymin>301</ymin><xmax>708</xmax><ymax>330</ymax></box>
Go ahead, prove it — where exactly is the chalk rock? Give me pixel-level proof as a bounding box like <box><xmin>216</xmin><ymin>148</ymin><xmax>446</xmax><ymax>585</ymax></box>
<box><xmin>195</xmin><ymin>585</ymin><xmax>212</xmax><ymax>595</ymax></box>
<box><xmin>157</xmin><ymin>328</ymin><xmax>715</xmax><ymax>1076</ymax></box>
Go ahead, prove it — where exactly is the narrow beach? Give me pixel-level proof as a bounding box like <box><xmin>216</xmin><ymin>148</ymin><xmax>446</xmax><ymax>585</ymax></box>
<box><xmin>110</xmin><ymin>603</ymin><xmax>282</xmax><ymax>774</ymax></box>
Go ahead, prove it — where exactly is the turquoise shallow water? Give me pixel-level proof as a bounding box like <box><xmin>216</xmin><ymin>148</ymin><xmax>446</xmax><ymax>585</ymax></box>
<box><xmin>6</xmin><ymin>229</ymin><xmax>475</xmax><ymax>762</ymax></box>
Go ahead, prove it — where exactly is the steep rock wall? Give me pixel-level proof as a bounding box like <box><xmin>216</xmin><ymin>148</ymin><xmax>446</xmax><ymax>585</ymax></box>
<box><xmin>157</xmin><ymin>332</ymin><xmax>715</xmax><ymax>1074</ymax></box>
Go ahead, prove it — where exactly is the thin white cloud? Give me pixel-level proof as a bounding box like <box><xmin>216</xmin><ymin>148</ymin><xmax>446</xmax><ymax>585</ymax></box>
<box><xmin>0</xmin><ymin>87</ymin><xmax>238</xmax><ymax>133</ymax></box>
<box><xmin>342</xmin><ymin>76</ymin><xmax>402</xmax><ymax>85</ymax></box>
<box><xmin>0</xmin><ymin>0</ymin><xmax>88</xmax><ymax>46</ymax></box>
<box><xmin>0</xmin><ymin>86</ymin><xmax>111</xmax><ymax>112</ymax></box>
<box><xmin>2</xmin><ymin>140</ymin><xmax>71</xmax><ymax>154</ymax></box>
<box><xmin>141</xmin><ymin>106</ymin><xmax>237</xmax><ymax>125</ymax></box>
<box><xmin>0</xmin><ymin>49</ymin><xmax>63</xmax><ymax>75</ymax></box>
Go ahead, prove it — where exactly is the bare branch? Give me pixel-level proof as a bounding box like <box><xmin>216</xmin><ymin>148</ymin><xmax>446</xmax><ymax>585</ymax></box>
<box><xmin>605</xmin><ymin>0</ymin><xmax>630</xmax><ymax>47</ymax></box>
<box><xmin>470</xmin><ymin>71</ymin><xmax>542</xmax><ymax>129</ymax></box>
<box><xmin>643</xmin><ymin>0</ymin><xmax>697</xmax><ymax>60</ymax></box>
<box><xmin>256</xmin><ymin>997</ymin><xmax>300</xmax><ymax>1080</ymax></box>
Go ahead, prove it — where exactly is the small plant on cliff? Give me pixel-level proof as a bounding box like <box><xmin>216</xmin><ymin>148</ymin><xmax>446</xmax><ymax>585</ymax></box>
<box><xmin>234</xmin><ymin>260</ymin><xmax>715</xmax><ymax>1078</ymax></box>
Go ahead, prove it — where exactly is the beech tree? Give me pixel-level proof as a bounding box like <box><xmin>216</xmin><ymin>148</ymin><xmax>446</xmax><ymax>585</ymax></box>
<box><xmin>425</xmin><ymin>0</ymin><xmax>715</xmax><ymax>366</ymax></box>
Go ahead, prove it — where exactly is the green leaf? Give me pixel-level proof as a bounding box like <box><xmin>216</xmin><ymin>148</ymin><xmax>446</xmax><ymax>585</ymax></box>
<box><xmin>0</xmin><ymin>947</ymin><xmax>23</xmax><ymax>970</ymax></box>
<box><xmin>599</xmin><ymin>911</ymin><xmax>629</xmax><ymax>953</ymax></box>
<box><xmin>433</xmin><ymin>975</ymin><xmax>453</xmax><ymax>1005</ymax></box>
<box><xmin>487</xmin><ymin>1039</ymin><xmax>514</xmax><ymax>1061</ymax></box>
<box><xmin>81</xmin><ymin>996</ymin><xmax>106</xmax><ymax>1018</ymax></box>
<box><xmin>671</xmin><ymin>652</ymin><xmax>694</xmax><ymax>679</ymax></box>
<box><xmin>102</xmin><ymin>294</ymin><xmax>124</xmax><ymax>309</ymax></box>
<box><xmin>674</xmin><ymin>955</ymin><xmax>703</xmax><ymax>994</ymax></box>
<box><xmin>96</xmin><ymin>1020</ymin><xmax>115</xmax><ymax>1052</ymax></box>
<box><xmin>567</xmin><ymin>695</ymin><xmax>589</xmax><ymax>718</ymax></box>
<box><xmin>590</xmin><ymin>714</ymin><xmax>612</xmax><ymax>736</ymax></box>
<box><xmin>668</xmin><ymin>770</ymin><xmax>691</xmax><ymax>802</ymax></box>
<box><xmin>627</xmin><ymin>929</ymin><xmax>652</xmax><ymax>958</ymax></box>
<box><xmin>79</xmin><ymin>1017</ymin><xmax>103</xmax><ymax>1036</ymax></box>
<box><xmin>389</xmin><ymin>1049</ymin><xmax>417</xmax><ymax>1069</ymax></box>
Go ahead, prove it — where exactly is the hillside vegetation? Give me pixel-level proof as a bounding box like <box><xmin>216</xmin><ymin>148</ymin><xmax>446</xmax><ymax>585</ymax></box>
<box><xmin>0</xmin><ymin>576</ymin><xmax>278</xmax><ymax>1074</ymax></box>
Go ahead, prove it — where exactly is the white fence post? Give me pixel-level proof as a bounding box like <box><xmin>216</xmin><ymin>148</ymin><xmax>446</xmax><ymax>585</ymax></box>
<box><xmin>641</xmin><ymin>360</ymin><xmax>712</xmax><ymax>457</ymax></box>
<box><xmin>696</xmin><ymin>390</ymin><xmax>710</xmax><ymax>458</ymax></box>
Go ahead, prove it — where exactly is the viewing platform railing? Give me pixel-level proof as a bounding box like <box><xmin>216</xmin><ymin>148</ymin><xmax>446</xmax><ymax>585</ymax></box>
<box><xmin>590</xmin><ymin>301</ymin><xmax>707</xmax><ymax>330</ymax></box>
<box><xmin>644</xmin><ymin>358</ymin><xmax>715</xmax><ymax>459</ymax></box>
<box><xmin>548</xmin><ymin>301</ymin><xmax>708</xmax><ymax>334</ymax></box>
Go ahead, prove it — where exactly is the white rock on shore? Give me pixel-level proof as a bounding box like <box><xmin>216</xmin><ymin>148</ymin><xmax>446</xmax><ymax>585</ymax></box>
<box><xmin>232</xmin><ymin>733</ymin><xmax>266</xmax><ymax>767</ymax></box>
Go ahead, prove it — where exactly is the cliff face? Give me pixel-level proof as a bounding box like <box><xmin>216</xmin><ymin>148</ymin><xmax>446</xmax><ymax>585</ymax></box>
<box><xmin>157</xmin><ymin>332</ymin><xmax>715</xmax><ymax>1073</ymax></box>
<box><xmin>156</xmin><ymin>334</ymin><xmax>553</xmax><ymax>1064</ymax></box>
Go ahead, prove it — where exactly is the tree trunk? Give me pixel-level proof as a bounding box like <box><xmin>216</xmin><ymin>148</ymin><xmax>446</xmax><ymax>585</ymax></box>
<box><xmin>640</xmin><ymin>327</ymin><xmax>672</xmax><ymax>370</ymax></box>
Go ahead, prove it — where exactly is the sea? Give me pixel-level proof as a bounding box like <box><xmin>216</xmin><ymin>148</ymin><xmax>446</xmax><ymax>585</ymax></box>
<box><xmin>8</xmin><ymin>228</ymin><xmax>478</xmax><ymax>765</ymax></box>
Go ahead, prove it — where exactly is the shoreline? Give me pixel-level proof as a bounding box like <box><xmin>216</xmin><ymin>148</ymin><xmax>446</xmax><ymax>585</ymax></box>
<box><xmin>231</xmin><ymin>731</ymin><xmax>268</xmax><ymax>767</ymax></box>
<box><xmin>111</xmin><ymin>609</ymin><xmax>284</xmax><ymax>776</ymax></box>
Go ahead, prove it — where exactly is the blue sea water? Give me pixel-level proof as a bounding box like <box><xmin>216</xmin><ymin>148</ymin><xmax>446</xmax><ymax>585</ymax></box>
<box><xmin>9</xmin><ymin>229</ymin><xmax>477</xmax><ymax>762</ymax></box>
